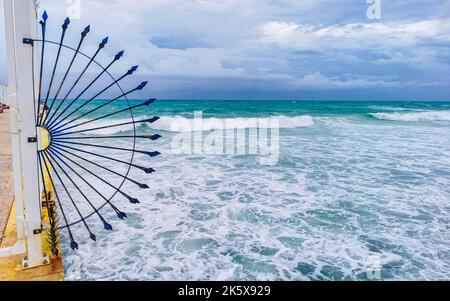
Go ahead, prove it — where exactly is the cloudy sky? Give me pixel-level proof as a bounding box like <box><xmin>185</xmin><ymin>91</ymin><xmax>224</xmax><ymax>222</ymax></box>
<box><xmin>0</xmin><ymin>0</ymin><xmax>449</xmax><ymax>100</ymax></box>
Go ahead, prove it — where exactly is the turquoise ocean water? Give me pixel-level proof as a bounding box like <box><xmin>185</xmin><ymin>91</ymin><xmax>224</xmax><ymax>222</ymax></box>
<box><xmin>58</xmin><ymin>100</ymin><xmax>450</xmax><ymax>280</ymax></box>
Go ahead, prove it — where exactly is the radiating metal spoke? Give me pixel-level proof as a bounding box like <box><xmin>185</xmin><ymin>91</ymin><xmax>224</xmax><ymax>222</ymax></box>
<box><xmin>51</xmin><ymin>98</ymin><xmax>155</xmax><ymax>134</ymax></box>
<box><xmin>49</xmin><ymin>146</ymin><xmax>141</xmax><ymax>204</ymax></box>
<box><xmin>50</xmin><ymin>140</ymin><xmax>161</xmax><ymax>157</ymax></box>
<box><xmin>47</xmin><ymin>66</ymin><xmax>139</xmax><ymax>131</ymax></box>
<box><xmin>50</xmin><ymin>81</ymin><xmax>148</xmax><ymax>133</ymax></box>
<box><xmin>27</xmin><ymin>13</ymin><xmax>161</xmax><ymax>251</ymax></box>
<box><xmin>45</xmin><ymin>49</ymin><xmax>124</xmax><ymax>129</ymax></box>
<box><xmin>50</xmin><ymin>141</ymin><xmax>156</xmax><ymax>174</ymax></box>
<box><xmin>44</xmin><ymin>36</ymin><xmax>110</xmax><ymax>127</ymax></box>
<box><xmin>37</xmin><ymin>152</ymin><xmax>58</xmax><ymax>239</ymax></box>
<box><xmin>53</xmin><ymin>134</ymin><xmax>162</xmax><ymax>141</ymax></box>
<box><xmin>38</xmin><ymin>17</ymin><xmax>70</xmax><ymax>126</ymax></box>
<box><xmin>39</xmin><ymin>152</ymin><xmax>78</xmax><ymax>250</ymax></box>
<box><xmin>36</xmin><ymin>11</ymin><xmax>48</xmax><ymax>123</ymax></box>
<box><xmin>43</xmin><ymin>148</ymin><xmax>113</xmax><ymax>231</ymax></box>
<box><xmin>51</xmin><ymin>117</ymin><xmax>159</xmax><ymax>137</ymax></box>
<box><xmin>51</xmin><ymin>143</ymin><xmax>150</xmax><ymax>189</ymax></box>
<box><xmin>40</xmin><ymin>25</ymin><xmax>90</xmax><ymax>126</ymax></box>
<box><xmin>47</xmin><ymin>147</ymin><xmax>127</xmax><ymax>219</ymax></box>
<box><xmin>43</xmin><ymin>150</ymin><xmax>97</xmax><ymax>241</ymax></box>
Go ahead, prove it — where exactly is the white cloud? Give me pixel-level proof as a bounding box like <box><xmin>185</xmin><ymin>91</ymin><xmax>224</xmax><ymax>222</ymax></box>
<box><xmin>259</xmin><ymin>19</ymin><xmax>450</xmax><ymax>51</ymax></box>
<box><xmin>152</xmin><ymin>53</ymin><xmax>246</xmax><ymax>77</ymax></box>
<box><xmin>1</xmin><ymin>0</ymin><xmax>449</xmax><ymax>96</ymax></box>
<box><xmin>288</xmin><ymin>71</ymin><xmax>410</xmax><ymax>89</ymax></box>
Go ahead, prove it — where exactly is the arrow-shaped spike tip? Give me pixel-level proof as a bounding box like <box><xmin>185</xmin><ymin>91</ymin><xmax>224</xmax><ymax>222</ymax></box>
<box><xmin>130</xmin><ymin>198</ymin><xmax>140</xmax><ymax>204</ymax></box>
<box><xmin>144</xmin><ymin>99</ymin><xmax>156</xmax><ymax>106</ymax></box>
<box><xmin>117</xmin><ymin>212</ymin><xmax>128</xmax><ymax>220</ymax></box>
<box><xmin>143</xmin><ymin>167</ymin><xmax>156</xmax><ymax>174</ymax></box>
<box><xmin>125</xmin><ymin>194</ymin><xmax>140</xmax><ymax>204</ymax></box>
<box><xmin>147</xmin><ymin>116</ymin><xmax>160</xmax><ymax>123</ymax></box>
<box><xmin>81</xmin><ymin>25</ymin><xmax>90</xmax><ymax>36</ymax></box>
<box><xmin>99</xmin><ymin>37</ymin><xmax>109</xmax><ymax>48</ymax></box>
<box><xmin>127</xmin><ymin>65</ymin><xmax>139</xmax><ymax>75</ymax></box>
<box><xmin>63</xmin><ymin>17</ymin><xmax>70</xmax><ymax>29</ymax></box>
<box><xmin>70</xmin><ymin>241</ymin><xmax>79</xmax><ymax>250</ymax></box>
<box><xmin>149</xmin><ymin>134</ymin><xmax>162</xmax><ymax>141</ymax></box>
<box><xmin>146</xmin><ymin>151</ymin><xmax>161</xmax><ymax>157</ymax></box>
<box><xmin>115</xmin><ymin>50</ymin><xmax>125</xmax><ymax>60</ymax></box>
<box><xmin>138</xmin><ymin>183</ymin><xmax>150</xmax><ymax>189</ymax></box>
<box><xmin>137</xmin><ymin>81</ymin><xmax>148</xmax><ymax>90</ymax></box>
<box><xmin>103</xmin><ymin>222</ymin><xmax>113</xmax><ymax>231</ymax></box>
<box><xmin>90</xmin><ymin>233</ymin><xmax>97</xmax><ymax>241</ymax></box>
<box><xmin>42</xmin><ymin>11</ymin><xmax>48</xmax><ymax>21</ymax></box>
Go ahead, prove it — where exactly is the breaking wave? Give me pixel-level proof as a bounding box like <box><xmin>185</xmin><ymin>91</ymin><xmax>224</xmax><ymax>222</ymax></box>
<box><xmin>370</xmin><ymin>111</ymin><xmax>450</xmax><ymax>122</ymax></box>
<box><xmin>75</xmin><ymin>115</ymin><xmax>315</xmax><ymax>135</ymax></box>
<box><xmin>152</xmin><ymin>115</ymin><xmax>314</xmax><ymax>132</ymax></box>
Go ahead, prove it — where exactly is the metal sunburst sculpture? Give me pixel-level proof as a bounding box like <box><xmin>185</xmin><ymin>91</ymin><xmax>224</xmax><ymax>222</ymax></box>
<box><xmin>23</xmin><ymin>11</ymin><xmax>161</xmax><ymax>253</ymax></box>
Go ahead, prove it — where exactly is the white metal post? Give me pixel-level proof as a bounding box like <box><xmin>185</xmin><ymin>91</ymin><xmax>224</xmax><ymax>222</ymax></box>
<box><xmin>0</xmin><ymin>0</ymin><xmax>48</xmax><ymax>268</ymax></box>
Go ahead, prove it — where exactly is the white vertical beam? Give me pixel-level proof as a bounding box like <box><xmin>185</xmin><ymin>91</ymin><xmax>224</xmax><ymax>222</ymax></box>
<box><xmin>2</xmin><ymin>0</ymin><xmax>46</xmax><ymax>268</ymax></box>
<box><xmin>3</xmin><ymin>0</ymin><xmax>24</xmax><ymax>243</ymax></box>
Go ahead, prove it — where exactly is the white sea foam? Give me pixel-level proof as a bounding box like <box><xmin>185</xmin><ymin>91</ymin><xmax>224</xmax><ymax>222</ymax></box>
<box><xmin>66</xmin><ymin>118</ymin><xmax>135</xmax><ymax>135</ymax></box>
<box><xmin>370</xmin><ymin>110</ymin><xmax>450</xmax><ymax>122</ymax></box>
<box><xmin>61</xmin><ymin>111</ymin><xmax>450</xmax><ymax>281</ymax></box>
<box><xmin>151</xmin><ymin>115</ymin><xmax>314</xmax><ymax>132</ymax></box>
<box><xmin>74</xmin><ymin>115</ymin><xmax>315</xmax><ymax>135</ymax></box>
<box><xmin>368</xmin><ymin>106</ymin><xmax>423</xmax><ymax>112</ymax></box>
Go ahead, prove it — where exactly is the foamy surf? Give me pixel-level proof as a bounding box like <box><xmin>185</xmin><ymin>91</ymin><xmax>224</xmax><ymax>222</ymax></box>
<box><xmin>370</xmin><ymin>110</ymin><xmax>450</xmax><ymax>122</ymax></box>
<box><xmin>61</xmin><ymin>100</ymin><xmax>450</xmax><ymax>281</ymax></box>
<box><xmin>151</xmin><ymin>115</ymin><xmax>314</xmax><ymax>133</ymax></box>
<box><xmin>74</xmin><ymin>115</ymin><xmax>315</xmax><ymax>134</ymax></box>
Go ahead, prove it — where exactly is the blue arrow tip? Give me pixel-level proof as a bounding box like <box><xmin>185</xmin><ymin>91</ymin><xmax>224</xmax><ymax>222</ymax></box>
<box><xmin>70</xmin><ymin>241</ymin><xmax>79</xmax><ymax>250</ymax></box>
<box><xmin>115</xmin><ymin>50</ymin><xmax>125</xmax><ymax>60</ymax></box>
<box><xmin>117</xmin><ymin>212</ymin><xmax>127</xmax><ymax>220</ymax></box>
<box><xmin>147</xmin><ymin>151</ymin><xmax>161</xmax><ymax>157</ymax></box>
<box><xmin>145</xmin><ymin>168</ymin><xmax>156</xmax><ymax>174</ymax></box>
<box><xmin>144</xmin><ymin>99</ymin><xmax>156</xmax><ymax>106</ymax></box>
<box><xmin>127</xmin><ymin>66</ymin><xmax>138</xmax><ymax>75</ymax></box>
<box><xmin>62</xmin><ymin>17</ymin><xmax>70</xmax><ymax>29</ymax></box>
<box><xmin>104</xmin><ymin>223</ymin><xmax>113</xmax><ymax>231</ymax></box>
<box><xmin>81</xmin><ymin>25</ymin><xmax>90</xmax><ymax>37</ymax></box>
<box><xmin>102</xmin><ymin>37</ymin><xmax>109</xmax><ymax>44</ymax></box>
<box><xmin>137</xmin><ymin>81</ymin><xmax>148</xmax><ymax>90</ymax></box>
<box><xmin>150</xmin><ymin>116</ymin><xmax>160</xmax><ymax>123</ymax></box>
<box><xmin>42</xmin><ymin>11</ymin><xmax>48</xmax><ymax>21</ymax></box>
<box><xmin>151</xmin><ymin>134</ymin><xmax>162</xmax><ymax>140</ymax></box>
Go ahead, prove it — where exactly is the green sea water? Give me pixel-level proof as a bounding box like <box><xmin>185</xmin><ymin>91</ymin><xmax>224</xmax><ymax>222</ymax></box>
<box><xmin>57</xmin><ymin>100</ymin><xmax>450</xmax><ymax>280</ymax></box>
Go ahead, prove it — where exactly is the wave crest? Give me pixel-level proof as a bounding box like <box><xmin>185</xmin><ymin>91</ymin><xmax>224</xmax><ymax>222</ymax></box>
<box><xmin>73</xmin><ymin>115</ymin><xmax>314</xmax><ymax>135</ymax></box>
<box><xmin>152</xmin><ymin>115</ymin><xmax>314</xmax><ymax>132</ymax></box>
<box><xmin>370</xmin><ymin>111</ymin><xmax>450</xmax><ymax>122</ymax></box>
